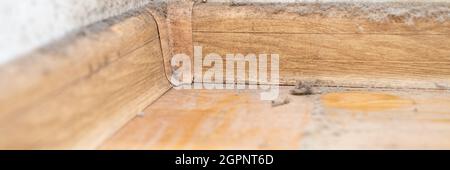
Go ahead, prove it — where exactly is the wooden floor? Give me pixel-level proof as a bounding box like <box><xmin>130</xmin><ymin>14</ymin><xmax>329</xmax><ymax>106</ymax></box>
<box><xmin>100</xmin><ymin>86</ymin><xmax>450</xmax><ymax>149</ymax></box>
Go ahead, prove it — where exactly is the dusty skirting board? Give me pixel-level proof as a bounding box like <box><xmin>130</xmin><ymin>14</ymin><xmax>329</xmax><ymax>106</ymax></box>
<box><xmin>0</xmin><ymin>7</ymin><xmax>171</xmax><ymax>149</ymax></box>
<box><xmin>192</xmin><ymin>1</ymin><xmax>450</xmax><ymax>89</ymax></box>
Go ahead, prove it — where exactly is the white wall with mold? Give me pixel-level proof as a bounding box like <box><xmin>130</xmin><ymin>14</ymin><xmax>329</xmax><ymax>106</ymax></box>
<box><xmin>0</xmin><ymin>0</ymin><xmax>166</xmax><ymax>65</ymax></box>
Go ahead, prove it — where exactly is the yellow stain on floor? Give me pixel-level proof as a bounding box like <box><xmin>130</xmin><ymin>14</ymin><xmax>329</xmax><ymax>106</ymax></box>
<box><xmin>321</xmin><ymin>91</ymin><xmax>415</xmax><ymax>112</ymax></box>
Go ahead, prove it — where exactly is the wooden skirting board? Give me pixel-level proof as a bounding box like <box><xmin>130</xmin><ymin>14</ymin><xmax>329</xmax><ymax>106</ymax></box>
<box><xmin>145</xmin><ymin>0</ymin><xmax>195</xmax><ymax>85</ymax></box>
<box><xmin>192</xmin><ymin>1</ymin><xmax>450</xmax><ymax>89</ymax></box>
<box><xmin>0</xmin><ymin>7</ymin><xmax>171</xmax><ymax>149</ymax></box>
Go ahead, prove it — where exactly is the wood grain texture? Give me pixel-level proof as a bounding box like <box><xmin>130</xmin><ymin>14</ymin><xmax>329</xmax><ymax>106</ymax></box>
<box><xmin>193</xmin><ymin>2</ymin><xmax>450</xmax><ymax>34</ymax></box>
<box><xmin>192</xmin><ymin>2</ymin><xmax>450</xmax><ymax>89</ymax></box>
<box><xmin>0</xmin><ymin>8</ymin><xmax>171</xmax><ymax>149</ymax></box>
<box><xmin>146</xmin><ymin>2</ymin><xmax>174</xmax><ymax>83</ymax></box>
<box><xmin>168</xmin><ymin>0</ymin><xmax>194</xmax><ymax>56</ymax></box>
<box><xmin>165</xmin><ymin>0</ymin><xmax>195</xmax><ymax>84</ymax></box>
<box><xmin>145</xmin><ymin>0</ymin><xmax>195</xmax><ymax>85</ymax></box>
<box><xmin>194</xmin><ymin>32</ymin><xmax>450</xmax><ymax>88</ymax></box>
<box><xmin>100</xmin><ymin>87</ymin><xmax>450</xmax><ymax>149</ymax></box>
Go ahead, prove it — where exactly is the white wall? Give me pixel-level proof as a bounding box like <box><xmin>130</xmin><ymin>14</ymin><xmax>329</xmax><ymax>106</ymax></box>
<box><xmin>0</xmin><ymin>0</ymin><xmax>160</xmax><ymax>65</ymax></box>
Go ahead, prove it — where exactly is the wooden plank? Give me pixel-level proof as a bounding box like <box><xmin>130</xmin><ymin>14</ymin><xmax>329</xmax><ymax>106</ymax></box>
<box><xmin>99</xmin><ymin>87</ymin><xmax>450</xmax><ymax>149</ymax></box>
<box><xmin>167</xmin><ymin>0</ymin><xmax>195</xmax><ymax>56</ymax></box>
<box><xmin>194</xmin><ymin>32</ymin><xmax>450</xmax><ymax>88</ymax></box>
<box><xmin>166</xmin><ymin>0</ymin><xmax>196</xmax><ymax>84</ymax></box>
<box><xmin>99</xmin><ymin>88</ymin><xmax>313</xmax><ymax>149</ymax></box>
<box><xmin>146</xmin><ymin>0</ymin><xmax>196</xmax><ymax>84</ymax></box>
<box><xmin>192</xmin><ymin>2</ymin><xmax>450</xmax><ymax>89</ymax></box>
<box><xmin>146</xmin><ymin>2</ymin><xmax>174</xmax><ymax>83</ymax></box>
<box><xmin>193</xmin><ymin>2</ymin><xmax>450</xmax><ymax>34</ymax></box>
<box><xmin>305</xmin><ymin>90</ymin><xmax>450</xmax><ymax>149</ymax></box>
<box><xmin>0</xmin><ymin>8</ymin><xmax>171</xmax><ymax>149</ymax></box>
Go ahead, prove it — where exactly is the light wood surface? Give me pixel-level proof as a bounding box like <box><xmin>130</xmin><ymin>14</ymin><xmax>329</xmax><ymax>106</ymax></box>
<box><xmin>2</xmin><ymin>2</ymin><xmax>450</xmax><ymax>150</ymax></box>
<box><xmin>100</xmin><ymin>87</ymin><xmax>450</xmax><ymax>149</ymax></box>
<box><xmin>146</xmin><ymin>2</ymin><xmax>173</xmax><ymax>83</ymax></box>
<box><xmin>193</xmin><ymin>2</ymin><xmax>450</xmax><ymax>34</ymax></box>
<box><xmin>192</xmin><ymin>2</ymin><xmax>450</xmax><ymax>89</ymax></box>
<box><xmin>146</xmin><ymin>0</ymin><xmax>195</xmax><ymax>84</ymax></box>
<box><xmin>0</xmin><ymin>8</ymin><xmax>171</xmax><ymax>149</ymax></box>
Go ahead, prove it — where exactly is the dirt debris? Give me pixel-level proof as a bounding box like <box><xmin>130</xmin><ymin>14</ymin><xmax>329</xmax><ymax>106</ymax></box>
<box><xmin>230</xmin><ymin>1</ymin><xmax>250</xmax><ymax>6</ymax></box>
<box><xmin>289</xmin><ymin>80</ymin><xmax>317</xmax><ymax>96</ymax></box>
<box><xmin>290</xmin><ymin>88</ymin><xmax>313</xmax><ymax>95</ymax></box>
<box><xmin>271</xmin><ymin>96</ymin><xmax>290</xmax><ymax>107</ymax></box>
